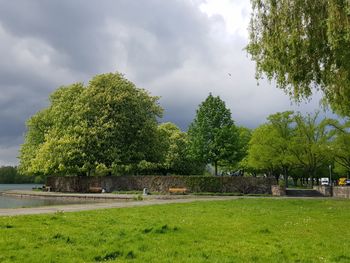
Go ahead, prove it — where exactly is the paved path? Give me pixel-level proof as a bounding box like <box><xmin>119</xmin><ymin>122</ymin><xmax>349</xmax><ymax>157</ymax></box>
<box><xmin>0</xmin><ymin>195</ymin><xmax>243</xmax><ymax>217</ymax></box>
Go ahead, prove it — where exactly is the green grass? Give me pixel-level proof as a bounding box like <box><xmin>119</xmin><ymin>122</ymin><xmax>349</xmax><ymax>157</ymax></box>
<box><xmin>1</xmin><ymin>198</ymin><xmax>350</xmax><ymax>262</ymax></box>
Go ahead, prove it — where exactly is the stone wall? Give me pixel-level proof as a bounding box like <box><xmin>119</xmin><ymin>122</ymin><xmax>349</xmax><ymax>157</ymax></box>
<box><xmin>333</xmin><ymin>186</ymin><xmax>350</xmax><ymax>198</ymax></box>
<box><xmin>46</xmin><ymin>176</ymin><xmax>276</xmax><ymax>194</ymax></box>
<box><xmin>313</xmin><ymin>185</ymin><xmax>332</xmax><ymax>197</ymax></box>
<box><xmin>313</xmin><ymin>185</ymin><xmax>350</xmax><ymax>198</ymax></box>
<box><xmin>271</xmin><ymin>185</ymin><xmax>286</xmax><ymax>196</ymax></box>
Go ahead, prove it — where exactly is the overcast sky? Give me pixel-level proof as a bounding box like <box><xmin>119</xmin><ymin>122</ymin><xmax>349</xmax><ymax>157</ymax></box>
<box><xmin>0</xmin><ymin>0</ymin><xmax>334</xmax><ymax>165</ymax></box>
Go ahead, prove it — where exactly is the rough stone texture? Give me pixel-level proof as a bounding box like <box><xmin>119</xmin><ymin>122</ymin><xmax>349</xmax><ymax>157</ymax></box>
<box><xmin>271</xmin><ymin>185</ymin><xmax>286</xmax><ymax>196</ymax></box>
<box><xmin>46</xmin><ymin>176</ymin><xmax>276</xmax><ymax>194</ymax></box>
<box><xmin>333</xmin><ymin>186</ymin><xmax>350</xmax><ymax>198</ymax></box>
<box><xmin>313</xmin><ymin>186</ymin><xmax>332</xmax><ymax>197</ymax></box>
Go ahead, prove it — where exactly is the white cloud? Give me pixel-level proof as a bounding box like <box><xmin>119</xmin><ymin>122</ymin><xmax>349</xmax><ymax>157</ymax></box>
<box><xmin>200</xmin><ymin>0</ymin><xmax>251</xmax><ymax>37</ymax></box>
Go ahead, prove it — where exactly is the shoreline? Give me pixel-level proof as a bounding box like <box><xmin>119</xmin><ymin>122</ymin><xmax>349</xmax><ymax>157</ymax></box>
<box><xmin>1</xmin><ymin>190</ymin><xmax>198</xmax><ymax>201</ymax></box>
<box><xmin>0</xmin><ymin>193</ymin><xmax>243</xmax><ymax>216</ymax></box>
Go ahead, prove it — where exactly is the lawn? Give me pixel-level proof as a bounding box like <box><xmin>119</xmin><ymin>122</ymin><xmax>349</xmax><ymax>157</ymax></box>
<box><xmin>0</xmin><ymin>198</ymin><xmax>350</xmax><ymax>263</ymax></box>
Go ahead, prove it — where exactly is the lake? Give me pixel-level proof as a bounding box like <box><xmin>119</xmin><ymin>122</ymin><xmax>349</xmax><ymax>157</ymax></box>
<box><xmin>0</xmin><ymin>184</ymin><xmax>96</xmax><ymax>209</ymax></box>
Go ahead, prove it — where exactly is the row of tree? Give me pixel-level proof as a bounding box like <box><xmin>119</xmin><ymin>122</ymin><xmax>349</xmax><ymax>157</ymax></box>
<box><xmin>243</xmin><ymin>111</ymin><xmax>350</xmax><ymax>186</ymax></box>
<box><xmin>0</xmin><ymin>166</ymin><xmax>42</xmax><ymax>184</ymax></box>
<box><xmin>19</xmin><ymin>73</ymin><xmax>350</xmax><ymax>185</ymax></box>
<box><xmin>19</xmin><ymin>73</ymin><xmax>239</xmax><ymax>177</ymax></box>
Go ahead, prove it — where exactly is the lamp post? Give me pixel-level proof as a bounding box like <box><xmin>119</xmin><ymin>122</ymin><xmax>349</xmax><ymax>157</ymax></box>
<box><xmin>329</xmin><ymin>164</ymin><xmax>333</xmax><ymax>197</ymax></box>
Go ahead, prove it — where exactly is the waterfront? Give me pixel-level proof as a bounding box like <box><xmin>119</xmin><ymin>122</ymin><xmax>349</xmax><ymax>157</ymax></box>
<box><xmin>0</xmin><ymin>184</ymin><xmax>97</xmax><ymax>209</ymax></box>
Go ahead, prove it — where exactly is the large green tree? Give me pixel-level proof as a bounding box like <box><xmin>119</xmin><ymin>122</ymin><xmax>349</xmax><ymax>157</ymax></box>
<box><xmin>188</xmin><ymin>94</ymin><xmax>240</xmax><ymax>176</ymax></box>
<box><xmin>267</xmin><ymin>111</ymin><xmax>295</xmax><ymax>186</ymax></box>
<box><xmin>289</xmin><ymin>112</ymin><xmax>332</xmax><ymax>186</ymax></box>
<box><xmin>328</xmin><ymin>120</ymin><xmax>350</xmax><ymax>177</ymax></box>
<box><xmin>247</xmin><ymin>124</ymin><xmax>281</xmax><ymax>180</ymax></box>
<box><xmin>247</xmin><ymin>111</ymin><xmax>295</xmax><ymax>186</ymax></box>
<box><xmin>247</xmin><ymin>0</ymin><xmax>350</xmax><ymax>116</ymax></box>
<box><xmin>19</xmin><ymin>73</ymin><xmax>163</xmax><ymax>176</ymax></box>
<box><xmin>157</xmin><ymin>122</ymin><xmax>205</xmax><ymax>175</ymax></box>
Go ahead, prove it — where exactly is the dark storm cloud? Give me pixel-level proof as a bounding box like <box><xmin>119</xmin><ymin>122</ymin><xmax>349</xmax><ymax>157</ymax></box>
<box><xmin>0</xmin><ymin>0</ymin><xmax>212</xmax><ymax>78</ymax></box>
<box><xmin>0</xmin><ymin>0</ymin><xmax>218</xmax><ymax>164</ymax></box>
<box><xmin>0</xmin><ymin>0</ymin><xmax>324</xmax><ymax>165</ymax></box>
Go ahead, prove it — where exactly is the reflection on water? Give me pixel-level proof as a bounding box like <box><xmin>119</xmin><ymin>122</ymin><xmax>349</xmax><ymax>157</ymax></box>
<box><xmin>0</xmin><ymin>184</ymin><xmax>98</xmax><ymax>209</ymax></box>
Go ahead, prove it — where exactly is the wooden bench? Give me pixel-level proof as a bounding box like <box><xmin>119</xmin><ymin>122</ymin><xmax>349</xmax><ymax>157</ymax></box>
<box><xmin>89</xmin><ymin>187</ymin><xmax>102</xmax><ymax>193</ymax></box>
<box><xmin>169</xmin><ymin>187</ymin><xmax>188</xmax><ymax>194</ymax></box>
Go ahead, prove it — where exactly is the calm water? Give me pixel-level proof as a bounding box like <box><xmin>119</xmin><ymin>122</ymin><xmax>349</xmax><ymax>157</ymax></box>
<box><xmin>0</xmin><ymin>184</ymin><xmax>96</xmax><ymax>209</ymax></box>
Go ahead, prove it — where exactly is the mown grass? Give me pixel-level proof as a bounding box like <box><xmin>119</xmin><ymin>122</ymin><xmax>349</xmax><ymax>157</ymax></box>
<box><xmin>0</xmin><ymin>198</ymin><xmax>350</xmax><ymax>262</ymax></box>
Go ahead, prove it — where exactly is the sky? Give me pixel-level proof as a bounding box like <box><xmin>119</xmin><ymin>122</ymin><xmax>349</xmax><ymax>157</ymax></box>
<box><xmin>0</xmin><ymin>0</ymin><xmax>334</xmax><ymax>166</ymax></box>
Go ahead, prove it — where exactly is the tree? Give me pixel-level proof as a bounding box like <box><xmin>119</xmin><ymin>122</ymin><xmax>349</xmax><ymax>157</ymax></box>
<box><xmin>247</xmin><ymin>0</ymin><xmax>350</xmax><ymax>116</ymax></box>
<box><xmin>267</xmin><ymin>111</ymin><xmax>295</xmax><ymax>187</ymax></box>
<box><xmin>226</xmin><ymin>126</ymin><xmax>252</xmax><ymax>174</ymax></box>
<box><xmin>19</xmin><ymin>73</ymin><xmax>163</xmax><ymax>176</ymax></box>
<box><xmin>237</xmin><ymin>127</ymin><xmax>252</xmax><ymax>162</ymax></box>
<box><xmin>289</xmin><ymin>112</ymin><xmax>332</xmax><ymax>186</ymax></box>
<box><xmin>19</xmin><ymin>108</ymin><xmax>53</xmax><ymax>176</ymax></box>
<box><xmin>328</xmin><ymin>120</ymin><xmax>350</xmax><ymax>177</ymax></box>
<box><xmin>247</xmin><ymin>124</ymin><xmax>282</xmax><ymax>180</ymax></box>
<box><xmin>188</xmin><ymin>94</ymin><xmax>240</xmax><ymax>176</ymax></box>
<box><xmin>246</xmin><ymin>111</ymin><xmax>295</xmax><ymax>186</ymax></box>
<box><xmin>0</xmin><ymin>166</ymin><xmax>42</xmax><ymax>183</ymax></box>
<box><xmin>157</xmin><ymin>122</ymin><xmax>205</xmax><ymax>175</ymax></box>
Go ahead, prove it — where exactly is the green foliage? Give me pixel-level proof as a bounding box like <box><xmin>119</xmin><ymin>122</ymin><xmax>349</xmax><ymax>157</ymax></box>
<box><xmin>228</xmin><ymin>127</ymin><xmax>252</xmax><ymax>173</ymax></box>
<box><xmin>0</xmin><ymin>199</ymin><xmax>350</xmax><ymax>262</ymax></box>
<box><xmin>188</xmin><ymin>94</ymin><xmax>240</xmax><ymax>175</ymax></box>
<box><xmin>246</xmin><ymin>111</ymin><xmax>335</xmax><ymax>186</ymax></box>
<box><xmin>247</xmin><ymin>111</ymin><xmax>295</xmax><ymax>184</ymax></box>
<box><xmin>247</xmin><ymin>124</ymin><xmax>280</xmax><ymax>175</ymax></box>
<box><xmin>237</xmin><ymin>126</ymin><xmax>252</xmax><ymax>161</ymax></box>
<box><xmin>247</xmin><ymin>0</ymin><xmax>350</xmax><ymax>116</ymax></box>
<box><xmin>290</xmin><ymin>112</ymin><xmax>333</xmax><ymax>183</ymax></box>
<box><xmin>157</xmin><ymin>123</ymin><xmax>205</xmax><ymax>175</ymax></box>
<box><xmin>328</xmin><ymin>120</ymin><xmax>350</xmax><ymax>176</ymax></box>
<box><xmin>19</xmin><ymin>73</ymin><xmax>163</xmax><ymax>177</ymax></box>
<box><xmin>0</xmin><ymin>166</ymin><xmax>42</xmax><ymax>184</ymax></box>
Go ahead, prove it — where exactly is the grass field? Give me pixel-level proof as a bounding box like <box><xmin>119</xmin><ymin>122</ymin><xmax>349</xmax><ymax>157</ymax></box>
<box><xmin>0</xmin><ymin>198</ymin><xmax>350</xmax><ymax>262</ymax></box>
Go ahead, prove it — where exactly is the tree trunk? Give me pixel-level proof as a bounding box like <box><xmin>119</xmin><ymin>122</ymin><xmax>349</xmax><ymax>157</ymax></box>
<box><xmin>292</xmin><ymin>177</ymin><xmax>298</xmax><ymax>186</ymax></box>
<box><xmin>284</xmin><ymin>167</ymin><xmax>288</xmax><ymax>188</ymax></box>
<box><xmin>214</xmin><ymin>161</ymin><xmax>218</xmax><ymax>176</ymax></box>
<box><xmin>310</xmin><ymin>172</ymin><xmax>314</xmax><ymax>187</ymax></box>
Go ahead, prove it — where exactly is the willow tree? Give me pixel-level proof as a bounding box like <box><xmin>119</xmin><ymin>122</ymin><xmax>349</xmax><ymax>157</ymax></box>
<box><xmin>247</xmin><ymin>0</ymin><xmax>350</xmax><ymax>116</ymax></box>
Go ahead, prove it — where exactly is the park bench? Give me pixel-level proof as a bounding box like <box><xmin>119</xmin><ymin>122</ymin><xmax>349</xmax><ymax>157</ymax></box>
<box><xmin>88</xmin><ymin>187</ymin><xmax>102</xmax><ymax>193</ymax></box>
<box><xmin>168</xmin><ymin>187</ymin><xmax>188</xmax><ymax>194</ymax></box>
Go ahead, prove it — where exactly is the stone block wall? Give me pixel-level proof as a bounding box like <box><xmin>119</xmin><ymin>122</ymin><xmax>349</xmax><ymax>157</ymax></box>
<box><xmin>333</xmin><ymin>186</ymin><xmax>350</xmax><ymax>198</ymax></box>
<box><xmin>313</xmin><ymin>185</ymin><xmax>332</xmax><ymax>197</ymax></box>
<box><xmin>271</xmin><ymin>185</ymin><xmax>286</xmax><ymax>196</ymax></box>
<box><xmin>46</xmin><ymin>176</ymin><xmax>276</xmax><ymax>194</ymax></box>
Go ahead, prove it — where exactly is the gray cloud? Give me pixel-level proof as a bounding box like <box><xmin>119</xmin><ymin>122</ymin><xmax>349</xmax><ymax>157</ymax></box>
<box><xmin>0</xmin><ymin>0</ymin><xmax>328</xmax><ymax>165</ymax></box>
